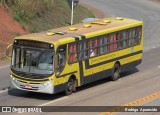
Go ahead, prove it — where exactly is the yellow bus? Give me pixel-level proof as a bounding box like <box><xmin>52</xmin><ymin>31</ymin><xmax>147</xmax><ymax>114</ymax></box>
<box><xmin>9</xmin><ymin>17</ymin><xmax>144</xmax><ymax>95</ymax></box>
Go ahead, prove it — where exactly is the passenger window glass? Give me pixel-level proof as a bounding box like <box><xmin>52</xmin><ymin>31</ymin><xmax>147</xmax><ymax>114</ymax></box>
<box><xmin>118</xmin><ymin>32</ymin><xmax>123</xmax><ymax>49</ymax></box>
<box><xmin>78</xmin><ymin>42</ymin><xmax>83</xmax><ymax>60</ymax></box>
<box><xmin>69</xmin><ymin>43</ymin><xmax>77</xmax><ymax>63</ymax></box>
<box><xmin>100</xmin><ymin>36</ymin><xmax>107</xmax><ymax>54</ymax></box>
<box><xmin>100</xmin><ymin>37</ymin><xmax>103</xmax><ymax>45</ymax></box>
<box><xmin>109</xmin><ymin>34</ymin><xmax>114</xmax><ymax>52</ymax></box>
<box><xmin>104</xmin><ymin>35</ymin><xmax>108</xmax><ymax>44</ymax></box>
<box><xmin>83</xmin><ymin>41</ymin><xmax>89</xmax><ymax>59</ymax></box>
<box><xmin>94</xmin><ymin>39</ymin><xmax>98</xmax><ymax>56</ymax></box>
<box><xmin>122</xmin><ymin>31</ymin><xmax>127</xmax><ymax>48</ymax></box>
<box><xmin>99</xmin><ymin>37</ymin><xmax>104</xmax><ymax>55</ymax></box>
<box><xmin>132</xmin><ymin>29</ymin><xmax>136</xmax><ymax>46</ymax></box>
<box><xmin>113</xmin><ymin>33</ymin><xmax>118</xmax><ymax>50</ymax></box>
<box><xmin>89</xmin><ymin>39</ymin><xmax>97</xmax><ymax>58</ymax></box>
<box><xmin>79</xmin><ymin>42</ymin><xmax>83</xmax><ymax>51</ymax></box>
<box><xmin>132</xmin><ymin>29</ymin><xmax>136</xmax><ymax>37</ymax></box>
<box><xmin>90</xmin><ymin>49</ymin><xmax>95</xmax><ymax>57</ymax></box>
<box><xmin>135</xmin><ymin>27</ymin><xmax>142</xmax><ymax>45</ymax></box>
<box><xmin>78</xmin><ymin>41</ymin><xmax>89</xmax><ymax>60</ymax></box>
<box><xmin>129</xmin><ymin>29</ymin><xmax>137</xmax><ymax>47</ymax></box>
<box><xmin>128</xmin><ymin>30</ymin><xmax>132</xmax><ymax>47</ymax></box>
<box><xmin>125</xmin><ymin>30</ymin><xmax>129</xmax><ymax>47</ymax></box>
<box><xmin>89</xmin><ymin>40</ymin><xmax>94</xmax><ymax>57</ymax></box>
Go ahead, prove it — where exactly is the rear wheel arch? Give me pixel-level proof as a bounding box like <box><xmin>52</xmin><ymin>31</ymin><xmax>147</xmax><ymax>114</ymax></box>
<box><xmin>114</xmin><ymin>61</ymin><xmax>121</xmax><ymax>72</ymax></box>
<box><xmin>65</xmin><ymin>74</ymin><xmax>77</xmax><ymax>95</ymax></box>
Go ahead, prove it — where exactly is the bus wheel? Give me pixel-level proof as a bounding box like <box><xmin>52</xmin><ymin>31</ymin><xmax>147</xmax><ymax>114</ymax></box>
<box><xmin>65</xmin><ymin>79</ymin><xmax>74</xmax><ymax>95</ymax></box>
<box><xmin>111</xmin><ymin>64</ymin><xmax>120</xmax><ymax>81</ymax></box>
<box><xmin>72</xmin><ymin>79</ymin><xmax>77</xmax><ymax>92</ymax></box>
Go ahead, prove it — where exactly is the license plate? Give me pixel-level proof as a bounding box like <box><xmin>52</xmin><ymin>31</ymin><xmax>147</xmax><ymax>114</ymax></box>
<box><xmin>24</xmin><ymin>85</ymin><xmax>32</xmax><ymax>89</ymax></box>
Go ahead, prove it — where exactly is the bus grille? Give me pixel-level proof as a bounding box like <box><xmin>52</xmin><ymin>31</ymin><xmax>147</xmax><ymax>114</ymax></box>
<box><xmin>11</xmin><ymin>69</ymin><xmax>50</xmax><ymax>82</ymax></box>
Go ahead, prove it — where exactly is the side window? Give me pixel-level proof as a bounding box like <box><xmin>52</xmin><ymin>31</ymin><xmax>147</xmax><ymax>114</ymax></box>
<box><xmin>99</xmin><ymin>36</ymin><xmax>104</xmax><ymax>55</ymax></box>
<box><xmin>113</xmin><ymin>33</ymin><xmax>118</xmax><ymax>50</ymax></box>
<box><xmin>89</xmin><ymin>39</ymin><xmax>94</xmax><ymax>57</ymax></box>
<box><xmin>83</xmin><ymin>41</ymin><xmax>89</xmax><ymax>59</ymax></box>
<box><xmin>133</xmin><ymin>29</ymin><xmax>136</xmax><ymax>46</ymax></box>
<box><xmin>117</xmin><ymin>32</ymin><xmax>124</xmax><ymax>49</ymax></box>
<box><xmin>99</xmin><ymin>35</ymin><xmax>109</xmax><ymax>54</ymax></box>
<box><xmin>135</xmin><ymin>27</ymin><xmax>142</xmax><ymax>45</ymax></box>
<box><xmin>131</xmin><ymin>28</ymin><xmax>136</xmax><ymax>46</ymax></box>
<box><xmin>90</xmin><ymin>38</ymin><xmax>99</xmax><ymax>57</ymax></box>
<box><xmin>128</xmin><ymin>29</ymin><xmax>132</xmax><ymax>47</ymax></box>
<box><xmin>125</xmin><ymin>30</ymin><xmax>129</xmax><ymax>47</ymax></box>
<box><xmin>78</xmin><ymin>41</ymin><xmax>89</xmax><ymax>60</ymax></box>
<box><xmin>89</xmin><ymin>39</ymin><xmax>96</xmax><ymax>57</ymax></box>
<box><xmin>69</xmin><ymin>43</ymin><xmax>77</xmax><ymax>63</ymax></box>
<box><xmin>78</xmin><ymin>42</ymin><xmax>83</xmax><ymax>60</ymax></box>
<box><xmin>109</xmin><ymin>33</ymin><xmax>117</xmax><ymax>52</ymax></box>
<box><xmin>94</xmin><ymin>38</ymin><xmax>98</xmax><ymax>56</ymax></box>
<box><xmin>56</xmin><ymin>45</ymin><xmax>66</xmax><ymax>74</ymax></box>
<box><xmin>129</xmin><ymin>28</ymin><xmax>136</xmax><ymax>47</ymax></box>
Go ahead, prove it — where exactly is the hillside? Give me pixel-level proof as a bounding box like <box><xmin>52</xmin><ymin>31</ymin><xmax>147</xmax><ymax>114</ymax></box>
<box><xmin>0</xmin><ymin>0</ymin><xmax>95</xmax><ymax>60</ymax></box>
<box><xmin>0</xmin><ymin>6</ymin><xmax>29</xmax><ymax>60</ymax></box>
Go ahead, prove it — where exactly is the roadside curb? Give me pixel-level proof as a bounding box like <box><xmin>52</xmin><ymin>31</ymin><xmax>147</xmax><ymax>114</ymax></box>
<box><xmin>150</xmin><ymin>0</ymin><xmax>160</xmax><ymax>4</ymax></box>
<box><xmin>80</xmin><ymin>3</ymin><xmax>105</xmax><ymax>18</ymax></box>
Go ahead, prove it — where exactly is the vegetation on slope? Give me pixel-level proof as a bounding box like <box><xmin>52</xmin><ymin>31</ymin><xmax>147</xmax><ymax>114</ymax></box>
<box><xmin>0</xmin><ymin>0</ymin><xmax>95</xmax><ymax>60</ymax></box>
<box><xmin>2</xmin><ymin>0</ymin><xmax>95</xmax><ymax>32</ymax></box>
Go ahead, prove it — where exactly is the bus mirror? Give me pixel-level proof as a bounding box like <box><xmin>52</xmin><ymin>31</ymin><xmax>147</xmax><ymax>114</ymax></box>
<box><xmin>6</xmin><ymin>44</ymin><xmax>13</xmax><ymax>60</ymax></box>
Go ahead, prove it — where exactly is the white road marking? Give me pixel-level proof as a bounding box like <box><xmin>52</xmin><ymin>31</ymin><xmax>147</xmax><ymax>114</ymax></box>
<box><xmin>158</xmin><ymin>66</ymin><xmax>160</xmax><ymax>68</ymax></box>
<box><xmin>0</xmin><ymin>65</ymin><xmax>10</xmax><ymax>69</ymax></box>
<box><xmin>0</xmin><ymin>89</ymin><xmax>8</xmax><ymax>94</ymax></box>
<box><xmin>39</xmin><ymin>96</ymin><xmax>69</xmax><ymax>106</ymax></box>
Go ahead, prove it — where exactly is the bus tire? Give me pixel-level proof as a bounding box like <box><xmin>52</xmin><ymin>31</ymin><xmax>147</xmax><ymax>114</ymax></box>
<box><xmin>72</xmin><ymin>79</ymin><xmax>77</xmax><ymax>92</ymax></box>
<box><xmin>111</xmin><ymin>63</ymin><xmax>120</xmax><ymax>81</ymax></box>
<box><xmin>65</xmin><ymin>78</ymin><xmax>74</xmax><ymax>95</ymax></box>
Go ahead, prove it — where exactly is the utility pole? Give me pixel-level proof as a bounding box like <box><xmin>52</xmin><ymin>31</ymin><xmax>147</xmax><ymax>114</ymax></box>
<box><xmin>68</xmin><ymin>0</ymin><xmax>79</xmax><ymax>25</ymax></box>
<box><xmin>71</xmin><ymin>0</ymin><xmax>74</xmax><ymax>25</ymax></box>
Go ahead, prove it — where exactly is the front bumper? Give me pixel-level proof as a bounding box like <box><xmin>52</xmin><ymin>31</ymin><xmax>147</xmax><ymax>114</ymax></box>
<box><xmin>9</xmin><ymin>77</ymin><xmax>55</xmax><ymax>94</ymax></box>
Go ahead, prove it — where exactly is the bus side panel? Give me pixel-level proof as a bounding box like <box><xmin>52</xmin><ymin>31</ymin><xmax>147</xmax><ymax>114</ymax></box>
<box><xmin>82</xmin><ymin>68</ymin><xmax>112</xmax><ymax>85</ymax></box>
<box><xmin>121</xmin><ymin>59</ymin><xmax>142</xmax><ymax>73</ymax></box>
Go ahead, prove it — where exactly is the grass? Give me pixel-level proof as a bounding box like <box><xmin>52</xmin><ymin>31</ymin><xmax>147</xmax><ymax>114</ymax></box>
<box><xmin>4</xmin><ymin>0</ymin><xmax>95</xmax><ymax>33</ymax></box>
<box><xmin>0</xmin><ymin>0</ymin><xmax>95</xmax><ymax>61</ymax></box>
<box><xmin>87</xmin><ymin>10</ymin><xmax>96</xmax><ymax>18</ymax></box>
<box><xmin>0</xmin><ymin>56</ymin><xmax>7</xmax><ymax>61</ymax></box>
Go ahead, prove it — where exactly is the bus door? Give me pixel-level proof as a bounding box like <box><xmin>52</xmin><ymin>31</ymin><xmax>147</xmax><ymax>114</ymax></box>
<box><xmin>56</xmin><ymin>45</ymin><xmax>67</xmax><ymax>76</ymax></box>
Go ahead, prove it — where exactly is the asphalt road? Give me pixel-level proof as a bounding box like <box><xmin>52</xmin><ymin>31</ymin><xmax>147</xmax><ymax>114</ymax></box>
<box><xmin>81</xmin><ymin>0</ymin><xmax>160</xmax><ymax>51</ymax></box>
<box><xmin>0</xmin><ymin>0</ymin><xmax>160</xmax><ymax>115</ymax></box>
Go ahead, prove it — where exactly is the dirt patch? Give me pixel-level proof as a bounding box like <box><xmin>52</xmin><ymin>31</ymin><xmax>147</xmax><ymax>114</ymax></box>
<box><xmin>80</xmin><ymin>3</ymin><xmax>104</xmax><ymax>18</ymax></box>
<box><xmin>0</xmin><ymin>5</ymin><xmax>29</xmax><ymax>61</ymax></box>
<box><xmin>150</xmin><ymin>0</ymin><xmax>160</xmax><ymax>3</ymax></box>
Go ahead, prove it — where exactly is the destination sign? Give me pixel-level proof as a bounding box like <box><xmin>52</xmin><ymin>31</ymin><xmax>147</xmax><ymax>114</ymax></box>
<box><xmin>15</xmin><ymin>40</ymin><xmax>53</xmax><ymax>49</ymax></box>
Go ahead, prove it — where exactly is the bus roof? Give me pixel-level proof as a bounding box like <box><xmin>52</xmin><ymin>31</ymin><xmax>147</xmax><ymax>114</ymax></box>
<box><xmin>15</xmin><ymin>17</ymin><xmax>143</xmax><ymax>44</ymax></box>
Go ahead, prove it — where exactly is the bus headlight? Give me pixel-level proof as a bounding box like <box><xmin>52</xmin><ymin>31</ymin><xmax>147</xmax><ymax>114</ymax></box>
<box><xmin>10</xmin><ymin>75</ymin><xmax>16</xmax><ymax>81</ymax></box>
<box><xmin>43</xmin><ymin>81</ymin><xmax>50</xmax><ymax>86</ymax></box>
<box><xmin>12</xmin><ymin>77</ymin><xmax>15</xmax><ymax>81</ymax></box>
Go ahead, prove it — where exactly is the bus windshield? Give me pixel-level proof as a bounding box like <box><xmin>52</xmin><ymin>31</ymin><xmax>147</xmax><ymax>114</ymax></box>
<box><xmin>11</xmin><ymin>47</ymin><xmax>54</xmax><ymax>75</ymax></box>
